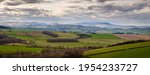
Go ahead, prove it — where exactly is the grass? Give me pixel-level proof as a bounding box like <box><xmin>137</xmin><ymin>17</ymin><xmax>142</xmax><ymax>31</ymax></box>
<box><xmin>0</xmin><ymin>45</ymin><xmax>42</xmax><ymax>54</ymax></box>
<box><xmin>79</xmin><ymin>38</ymin><xmax>124</xmax><ymax>46</ymax></box>
<box><xmin>0</xmin><ymin>30</ymin><xmax>150</xmax><ymax>58</ymax></box>
<box><xmin>89</xmin><ymin>46</ymin><xmax>150</xmax><ymax>58</ymax></box>
<box><xmin>4</xmin><ymin>31</ymin><xmax>52</xmax><ymax>41</ymax></box>
<box><xmin>35</xmin><ymin>41</ymin><xmax>101</xmax><ymax>48</ymax></box>
<box><xmin>90</xmin><ymin>33</ymin><xmax>120</xmax><ymax>39</ymax></box>
<box><xmin>79</xmin><ymin>34</ymin><xmax>124</xmax><ymax>47</ymax></box>
<box><xmin>84</xmin><ymin>41</ymin><xmax>150</xmax><ymax>57</ymax></box>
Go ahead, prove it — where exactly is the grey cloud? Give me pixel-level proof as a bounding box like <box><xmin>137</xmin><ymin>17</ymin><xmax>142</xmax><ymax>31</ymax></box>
<box><xmin>4</xmin><ymin>1</ymin><xmax>22</xmax><ymax>6</ymax></box>
<box><xmin>87</xmin><ymin>0</ymin><xmax>150</xmax><ymax>13</ymax></box>
<box><xmin>0</xmin><ymin>0</ymin><xmax>150</xmax><ymax>26</ymax></box>
<box><xmin>22</xmin><ymin>0</ymin><xmax>42</xmax><ymax>3</ymax></box>
<box><xmin>97</xmin><ymin>0</ymin><xmax>111</xmax><ymax>2</ymax></box>
<box><xmin>69</xmin><ymin>1</ymin><xmax>82</xmax><ymax>3</ymax></box>
<box><xmin>85</xmin><ymin>0</ymin><xmax>111</xmax><ymax>2</ymax></box>
<box><xmin>3</xmin><ymin>7</ymin><xmax>47</xmax><ymax>16</ymax></box>
<box><xmin>102</xmin><ymin>4</ymin><xmax>144</xmax><ymax>12</ymax></box>
<box><xmin>3</xmin><ymin>0</ymin><xmax>44</xmax><ymax>6</ymax></box>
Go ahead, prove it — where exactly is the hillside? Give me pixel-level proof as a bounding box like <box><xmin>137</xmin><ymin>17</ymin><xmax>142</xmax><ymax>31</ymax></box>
<box><xmin>0</xmin><ymin>22</ymin><xmax>150</xmax><ymax>34</ymax></box>
<box><xmin>0</xmin><ymin>29</ymin><xmax>150</xmax><ymax>58</ymax></box>
<box><xmin>84</xmin><ymin>41</ymin><xmax>150</xmax><ymax>58</ymax></box>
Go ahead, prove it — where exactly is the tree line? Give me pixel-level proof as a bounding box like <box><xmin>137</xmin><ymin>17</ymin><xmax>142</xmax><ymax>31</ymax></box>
<box><xmin>42</xmin><ymin>31</ymin><xmax>59</xmax><ymax>37</ymax></box>
<box><xmin>47</xmin><ymin>38</ymin><xmax>79</xmax><ymax>42</ymax></box>
<box><xmin>0</xmin><ymin>34</ymin><xmax>25</xmax><ymax>45</ymax></box>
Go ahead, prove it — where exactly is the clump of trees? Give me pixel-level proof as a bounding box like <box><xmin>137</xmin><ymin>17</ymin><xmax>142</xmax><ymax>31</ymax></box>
<box><xmin>47</xmin><ymin>38</ymin><xmax>79</xmax><ymax>42</ymax></box>
<box><xmin>42</xmin><ymin>31</ymin><xmax>58</xmax><ymax>37</ymax></box>
<box><xmin>76</xmin><ymin>33</ymin><xmax>91</xmax><ymax>39</ymax></box>
<box><xmin>0</xmin><ymin>34</ymin><xmax>25</xmax><ymax>45</ymax></box>
<box><xmin>113</xmin><ymin>32</ymin><xmax>135</xmax><ymax>34</ymax></box>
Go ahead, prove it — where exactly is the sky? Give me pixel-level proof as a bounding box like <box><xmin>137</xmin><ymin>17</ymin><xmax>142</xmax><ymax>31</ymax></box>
<box><xmin>0</xmin><ymin>0</ymin><xmax>150</xmax><ymax>26</ymax></box>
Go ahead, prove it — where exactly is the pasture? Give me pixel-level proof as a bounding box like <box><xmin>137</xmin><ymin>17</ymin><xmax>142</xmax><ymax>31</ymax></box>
<box><xmin>84</xmin><ymin>42</ymin><xmax>150</xmax><ymax>58</ymax></box>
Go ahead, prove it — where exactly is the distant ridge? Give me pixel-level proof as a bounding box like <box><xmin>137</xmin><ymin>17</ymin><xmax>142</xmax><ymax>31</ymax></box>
<box><xmin>0</xmin><ymin>25</ymin><xmax>11</xmax><ymax>29</ymax></box>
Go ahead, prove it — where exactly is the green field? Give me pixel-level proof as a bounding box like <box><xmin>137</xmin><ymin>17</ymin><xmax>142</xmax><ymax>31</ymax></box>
<box><xmin>84</xmin><ymin>42</ymin><xmax>150</xmax><ymax>58</ymax></box>
<box><xmin>90</xmin><ymin>34</ymin><xmax>120</xmax><ymax>39</ymax></box>
<box><xmin>0</xmin><ymin>45</ymin><xmax>42</xmax><ymax>54</ymax></box>
<box><xmin>88</xmin><ymin>47</ymin><xmax>150</xmax><ymax>58</ymax></box>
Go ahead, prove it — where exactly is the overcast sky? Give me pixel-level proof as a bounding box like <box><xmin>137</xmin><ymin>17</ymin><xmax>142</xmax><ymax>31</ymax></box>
<box><xmin>0</xmin><ymin>0</ymin><xmax>150</xmax><ymax>26</ymax></box>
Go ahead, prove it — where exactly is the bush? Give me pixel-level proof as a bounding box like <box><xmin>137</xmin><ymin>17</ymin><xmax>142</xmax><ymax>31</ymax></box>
<box><xmin>76</xmin><ymin>33</ymin><xmax>90</xmax><ymax>39</ymax></box>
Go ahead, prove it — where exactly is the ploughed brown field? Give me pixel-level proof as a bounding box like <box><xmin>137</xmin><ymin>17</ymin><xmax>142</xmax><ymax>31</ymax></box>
<box><xmin>114</xmin><ymin>34</ymin><xmax>150</xmax><ymax>40</ymax></box>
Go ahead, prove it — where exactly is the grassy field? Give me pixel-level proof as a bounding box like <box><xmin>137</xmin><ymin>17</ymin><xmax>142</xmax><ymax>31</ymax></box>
<box><xmin>0</xmin><ymin>45</ymin><xmax>42</xmax><ymax>54</ymax></box>
<box><xmin>88</xmin><ymin>47</ymin><xmax>150</xmax><ymax>58</ymax></box>
<box><xmin>90</xmin><ymin>33</ymin><xmax>120</xmax><ymax>39</ymax></box>
<box><xmin>84</xmin><ymin>41</ymin><xmax>150</xmax><ymax>58</ymax></box>
<box><xmin>35</xmin><ymin>41</ymin><xmax>101</xmax><ymax>48</ymax></box>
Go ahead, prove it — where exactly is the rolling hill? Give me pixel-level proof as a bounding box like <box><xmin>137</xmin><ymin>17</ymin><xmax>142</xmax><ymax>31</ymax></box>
<box><xmin>0</xmin><ymin>22</ymin><xmax>150</xmax><ymax>34</ymax></box>
<box><xmin>84</xmin><ymin>41</ymin><xmax>150</xmax><ymax>58</ymax></box>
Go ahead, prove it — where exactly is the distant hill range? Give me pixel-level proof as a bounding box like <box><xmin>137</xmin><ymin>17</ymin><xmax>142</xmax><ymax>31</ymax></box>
<box><xmin>0</xmin><ymin>22</ymin><xmax>149</xmax><ymax>34</ymax></box>
<box><xmin>0</xmin><ymin>25</ymin><xmax>11</xmax><ymax>29</ymax></box>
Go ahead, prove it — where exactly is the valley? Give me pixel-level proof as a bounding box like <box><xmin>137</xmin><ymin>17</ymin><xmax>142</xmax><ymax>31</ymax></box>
<box><xmin>0</xmin><ymin>29</ymin><xmax>150</xmax><ymax>58</ymax></box>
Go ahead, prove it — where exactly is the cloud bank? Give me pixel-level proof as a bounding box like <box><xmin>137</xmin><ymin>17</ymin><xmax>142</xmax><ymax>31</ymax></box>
<box><xmin>0</xmin><ymin>0</ymin><xmax>150</xmax><ymax>26</ymax></box>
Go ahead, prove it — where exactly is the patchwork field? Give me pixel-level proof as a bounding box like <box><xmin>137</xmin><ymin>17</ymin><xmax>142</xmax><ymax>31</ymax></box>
<box><xmin>0</xmin><ymin>29</ymin><xmax>150</xmax><ymax>58</ymax></box>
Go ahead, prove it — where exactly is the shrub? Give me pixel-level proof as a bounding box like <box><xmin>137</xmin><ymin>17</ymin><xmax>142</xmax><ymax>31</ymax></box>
<box><xmin>76</xmin><ymin>33</ymin><xmax>90</xmax><ymax>39</ymax></box>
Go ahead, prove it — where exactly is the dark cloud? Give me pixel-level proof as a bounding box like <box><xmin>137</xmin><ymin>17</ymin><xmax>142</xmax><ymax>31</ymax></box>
<box><xmin>4</xmin><ymin>1</ymin><xmax>22</xmax><ymax>6</ymax></box>
<box><xmin>3</xmin><ymin>7</ymin><xmax>46</xmax><ymax>16</ymax></box>
<box><xmin>3</xmin><ymin>0</ymin><xmax>44</xmax><ymax>6</ymax></box>
<box><xmin>102</xmin><ymin>4</ymin><xmax>144</xmax><ymax>12</ymax></box>
<box><xmin>85</xmin><ymin>0</ymin><xmax>111</xmax><ymax>2</ymax></box>
<box><xmin>97</xmin><ymin>0</ymin><xmax>110</xmax><ymax>2</ymax></box>
<box><xmin>22</xmin><ymin>0</ymin><xmax>42</xmax><ymax>3</ymax></box>
<box><xmin>87</xmin><ymin>0</ymin><xmax>150</xmax><ymax>13</ymax></box>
